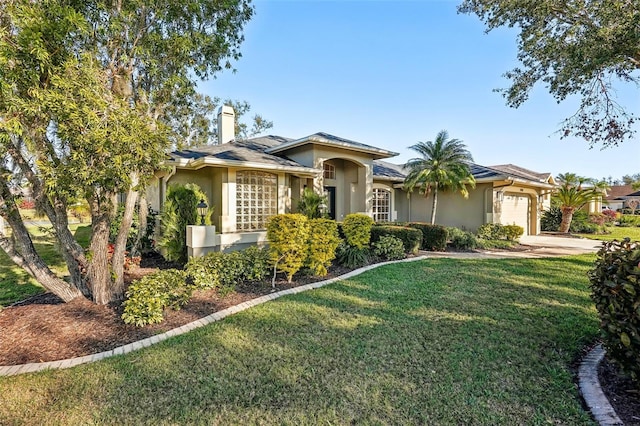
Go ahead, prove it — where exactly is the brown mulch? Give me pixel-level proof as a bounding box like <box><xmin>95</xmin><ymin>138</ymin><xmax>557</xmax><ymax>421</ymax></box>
<box><xmin>599</xmin><ymin>357</ymin><xmax>640</xmax><ymax>425</ymax></box>
<box><xmin>0</xmin><ymin>256</ymin><xmax>352</xmax><ymax>366</ymax></box>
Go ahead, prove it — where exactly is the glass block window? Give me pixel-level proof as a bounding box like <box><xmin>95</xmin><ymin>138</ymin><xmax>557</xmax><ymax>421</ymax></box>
<box><xmin>323</xmin><ymin>163</ymin><xmax>336</xmax><ymax>179</ymax></box>
<box><xmin>236</xmin><ymin>171</ymin><xmax>278</xmax><ymax>231</ymax></box>
<box><xmin>373</xmin><ymin>188</ymin><xmax>391</xmax><ymax>222</ymax></box>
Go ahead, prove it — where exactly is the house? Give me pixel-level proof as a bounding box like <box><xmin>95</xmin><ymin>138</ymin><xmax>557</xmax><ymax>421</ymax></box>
<box><xmin>148</xmin><ymin>106</ymin><xmax>555</xmax><ymax>253</ymax></box>
<box><xmin>604</xmin><ymin>185</ymin><xmax>640</xmax><ymax>211</ymax></box>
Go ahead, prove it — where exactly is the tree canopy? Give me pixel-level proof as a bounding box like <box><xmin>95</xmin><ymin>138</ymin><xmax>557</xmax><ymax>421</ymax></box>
<box><xmin>0</xmin><ymin>0</ymin><xmax>254</xmax><ymax>304</ymax></box>
<box><xmin>459</xmin><ymin>0</ymin><xmax>640</xmax><ymax>147</ymax></box>
<box><xmin>403</xmin><ymin>130</ymin><xmax>476</xmax><ymax>225</ymax></box>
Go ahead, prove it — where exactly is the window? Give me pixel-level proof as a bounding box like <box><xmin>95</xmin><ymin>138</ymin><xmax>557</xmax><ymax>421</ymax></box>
<box><xmin>236</xmin><ymin>171</ymin><xmax>277</xmax><ymax>231</ymax></box>
<box><xmin>372</xmin><ymin>188</ymin><xmax>391</xmax><ymax>222</ymax></box>
<box><xmin>323</xmin><ymin>163</ymin><xmax>335</xmax><ymax>180</ymax></box>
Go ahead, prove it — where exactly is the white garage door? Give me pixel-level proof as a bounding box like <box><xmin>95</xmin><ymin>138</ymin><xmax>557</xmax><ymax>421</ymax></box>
<box><xmin>501</xmin><ymin>193</ymin><xmax>530</xmax><ymax>235</ymax></box>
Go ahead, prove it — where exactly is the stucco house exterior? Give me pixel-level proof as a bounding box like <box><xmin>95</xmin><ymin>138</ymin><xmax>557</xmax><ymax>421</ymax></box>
<box><xmin>148</xmin><ymin>106</ymin><xmax>555</xmax><ymax>252</ymax></box>
<box><xmin>604</xmin><ymin>185</ymin><xmax>640</xmax><ymax>211</ymax></box>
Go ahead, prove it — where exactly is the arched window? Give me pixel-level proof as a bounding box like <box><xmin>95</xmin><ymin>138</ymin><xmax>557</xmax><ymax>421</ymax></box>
<box><xmin>236</xmin><ymin>171</ymin><xmax>277</xmax><ymax>231</ymax></box>
<box><xmin>372</xmin><ymin>188</ymin><xmax>391</xmax><ymax>222</ymax></box>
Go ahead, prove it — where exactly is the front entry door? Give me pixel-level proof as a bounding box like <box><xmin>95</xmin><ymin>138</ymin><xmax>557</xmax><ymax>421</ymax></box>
<box><xmin>324</xmin><ymin>186</ymin><xmax>336</xmax><ymax>220</ymax></box>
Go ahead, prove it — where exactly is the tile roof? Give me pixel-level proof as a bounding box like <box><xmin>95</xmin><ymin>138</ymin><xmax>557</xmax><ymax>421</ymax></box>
<box><xmin>169</xmin><ymin>135</ymin><xmax>307</xmax><ymax>169</ymax></box>
<box><xmin>372</xmin><ymin>161</ymin><xmax>553</xmax><ymax>187</ymax></box>
<box><xmin>265</xmin><ymin>132</ymin><xmax>398</xmax><ymax>159</ymax></box>
<box><xmin>606</xmin><ymin>185</ymin><xmax>637</xmax><ymax>200</ymax></box>
<box><xmin>489</xmin><ymin>164</ymin><xmax>552</xmax><ymax>183</ymax></box>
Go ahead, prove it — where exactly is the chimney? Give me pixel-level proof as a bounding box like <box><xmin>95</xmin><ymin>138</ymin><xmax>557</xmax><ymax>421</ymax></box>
<box><xmin>217</xmin><ymin>105</ymin><xmax>235</xmax><ymax>144</ymax></box>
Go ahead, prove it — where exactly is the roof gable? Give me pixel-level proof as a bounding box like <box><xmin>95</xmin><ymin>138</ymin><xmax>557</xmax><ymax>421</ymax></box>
<box><xmin>265</xmin><ymin>132</ymin><xmax>398</xmax><ymax>159</ymax></box>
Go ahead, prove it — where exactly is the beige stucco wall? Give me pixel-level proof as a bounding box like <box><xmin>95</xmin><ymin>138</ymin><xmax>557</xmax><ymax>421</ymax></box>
<box><xmin>400</xmin><ymin>183</ymin><xmax>492</xmax><ymax>231</ymax></box>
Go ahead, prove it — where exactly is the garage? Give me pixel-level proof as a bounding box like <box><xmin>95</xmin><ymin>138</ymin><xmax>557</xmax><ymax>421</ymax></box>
<box><xmin>500</xmin><ymin>193</ymin><xmax>530</xmax><ymax>235</ymax></box>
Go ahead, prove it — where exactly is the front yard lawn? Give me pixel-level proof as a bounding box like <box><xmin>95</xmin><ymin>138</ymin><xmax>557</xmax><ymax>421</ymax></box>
<box><xmin>577</xmin><ymin>225</ymin><xmax>640</xmax><ymax>241</ymax></box>
<box><xmin>0</xmin><ymin>255</ymin><xmax>599</xmax><ymax>424</ymax></box>
<box><xmin>0</xmin><ymin>225</ymin><xmax>91</xmax><ymax>307</ymax></box>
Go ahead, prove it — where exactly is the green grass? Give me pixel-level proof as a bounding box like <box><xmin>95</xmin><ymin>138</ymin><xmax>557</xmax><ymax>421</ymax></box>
<box><xmin>577</xmin><ymin>225</ymin><xmax>640</xmax><ymax>241</ymax></box>
<box><xmin>0</xmin><ymin>256</ymin><xmax>599</xmax><ymax>424</ymax></box>
<box><xmin>0</xmin><ymin>224</ymin><xmax>91</xmax><ymax>306</ymax></box>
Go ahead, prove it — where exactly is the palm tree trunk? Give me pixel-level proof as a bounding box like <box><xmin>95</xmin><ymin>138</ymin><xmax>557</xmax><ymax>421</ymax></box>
<box><xmin>430</xmin><ymin>187</ymin><xmax>438</xmax><ymax>225</ymax></box>
<box><xmin>559</xmin><ymin>206</ymin><xmax>575</xmax><ymax>233</ymax></box>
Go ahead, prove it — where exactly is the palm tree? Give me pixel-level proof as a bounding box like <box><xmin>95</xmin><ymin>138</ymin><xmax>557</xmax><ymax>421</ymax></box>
<box><xmin>403</xmin><ymin>130</ymin><xmax>475</xmax><ymax>224</ymax></box>
<box><xmin>553</xmin><ymin>174</ymin><xmax>609</xmax><ymax>232</ymax></box>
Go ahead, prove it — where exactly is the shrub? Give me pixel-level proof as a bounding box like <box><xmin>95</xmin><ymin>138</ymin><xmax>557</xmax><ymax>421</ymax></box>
<box><xmin>588</xmin><ymin>213</ymin><xmax>606</xmax><ymax>226</ymax></box>
<box><xmin>602</xmin><ymin>209</ymin><xmax>618</xmax><ymax>223</ymax></box>
<box><xmin>503</xmin><ymin>224</ymin><xmax>524</xmax><ymax>241</ymax></box>
<box><xmin>335</xmin><ymin>242</ymin><xmax>370</xmax><ymax>269</ymax></box>
<box><xmin>306</xmin><ymin>218</ymin><xmax>341</xmax><ymax>276</ymax></box>
<box><xmin>372</xmin><ymin>235</ymin><xmax>406</xmax><ymax>261</ymax></box>
<box><xmin>122</xmin><ymin>269</ymin><xmax>191</xmax><ymax>327</ymax></box>
<box><xmin>406</xmin><ymin>222</ymin><xmax>447</xmax><ymax>251</ymax></box>
<box><xmin>476</xmin><ymin>223</ymin><xmax>505</xmax><ymax>240</ymax></box>
<box><xmin>297</xmin><ymin>188</ymin><xmax>328</xmax><ymax>219</ymax></box>
<box><xmin>541</xmin><ymin>206</ymin><xmax>591</xmax><ymax>233</ymax></box>
<box><xmin>238</xmin><ymin>246</ymin><xmax>271</xmax><ymax>282</ymax></box>
<box><xmin>342</xmin><ymin>213</ymin><xmax>374</xmax><ymax>249</ymax></box>
<box><xmin>589</xmin><ymin>238</ymin><xmax>640</xmax><ymax>383</ymax></box>
<box><xmin>619</xmin><ymin>215</ymin><xmax>640</xmax><ymax>227</ymax></box>
<box><xmin>267</xmin><ymin>214</ymin><xmax>310</xmax><ymax>282</ymax></box>
<box><xmin>18</xmin><ymin>199</ymin><xmax>35</xmax><ymax>210</ymax></box>
<box><xmin>158</xmin><ymin>183</ymin><xmax>209</xmax><ymax>263</ymax></box>
<box><xmin>370</xmin><ymin>225</ymin><xmax>421</xmax><ymax>254</ymax></box>
<box><xmin>447</xmin><ymin>227</ymin><xmax>478</xmax><ymax>251</ymax></box>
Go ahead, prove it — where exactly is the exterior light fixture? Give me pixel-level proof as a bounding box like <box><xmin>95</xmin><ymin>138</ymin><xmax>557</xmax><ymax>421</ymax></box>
<box><xmin>197</xmin><ymin>199</ymin><xmax>208</xmax><ymax>225</ymax></box>
<box><xmin>496</xmin><ymin>191</ymin><xmax>505</xmax><ymax>203</ymax></box>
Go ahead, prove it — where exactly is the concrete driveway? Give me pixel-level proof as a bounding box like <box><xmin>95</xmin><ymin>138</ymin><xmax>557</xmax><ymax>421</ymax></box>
<box><xmin>426</xmin><ymin>234</ymin><xmax>602</xmax><ymax>260</ymax></box>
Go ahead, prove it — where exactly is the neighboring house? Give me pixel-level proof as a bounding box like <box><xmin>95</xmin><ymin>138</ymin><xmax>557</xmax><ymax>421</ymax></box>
<box><xmin>604</xmin><ymin>185</ymin><xmax>639</xmax><ymax>211</ymax></box>
<box><xmin>148</xmin><ymin>106</ymin><xmax>555</xmax><ymax>252</ymax></box>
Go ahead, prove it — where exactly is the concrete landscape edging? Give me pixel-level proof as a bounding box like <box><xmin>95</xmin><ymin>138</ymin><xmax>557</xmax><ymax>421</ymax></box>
<box><xmin>578</xmin><ymin>344</ymin><xmax>624</xmax><ymax>426</ymax></box>
<box><xmin>0</xmin><ymin>255</ymin><xmax>429</xmax><ymax>377</ymax></box>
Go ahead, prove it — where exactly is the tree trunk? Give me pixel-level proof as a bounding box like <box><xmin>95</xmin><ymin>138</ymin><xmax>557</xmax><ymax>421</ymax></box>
<box><xmin>430</xmin><ymin>187</ymin><xmax>438</xmax><ymax>225</ymax></box>
<box><xmin>559</xmin><ymin>206</ymin><xmax>575</xmax><ymax>233</ymax></box>
<box><xmin>0</xmin><ymin>182</ymin><xmax>83</xmax><ymax>302</ymax></box>
<box><xmin>132</xmin><ymin>195</ymin><xmax>149</xmax><ymax>257</ymax></box>
<box><xmin>112</xmin><ymin>173</ymin><xmax>140</xmax><ymax>299</ymax></box>
<box><xmin>86</xmin><ymin>195</ymin><xmax>116</xmax><ymax>305</ymax></box>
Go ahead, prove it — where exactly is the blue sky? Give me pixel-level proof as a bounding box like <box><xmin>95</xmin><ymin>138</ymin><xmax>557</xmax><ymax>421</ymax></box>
<box><xmin>201</xmin><ymin>0</ymin><xmax>639</xmax><ymax>181</ymax></box>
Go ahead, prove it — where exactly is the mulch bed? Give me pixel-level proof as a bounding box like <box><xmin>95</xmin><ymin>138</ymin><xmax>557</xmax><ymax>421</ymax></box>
<box><xmin>599</xmin><ymin>357</ymin><xmax>640</xmax><ymax>425</ymax></box>
<box><xmin>0</xmin><ymin>256</ymin><xmax>352</xmax><ymax>366</ymax></box>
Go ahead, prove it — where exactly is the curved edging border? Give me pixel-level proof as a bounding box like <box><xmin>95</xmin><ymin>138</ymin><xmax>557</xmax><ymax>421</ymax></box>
<box><xmin>0</xmin><ymin>255</ymin><xmax>430</xmax><ymax>377</ymax></box>
<box><xmin>578</xmin><ymin>344</ymin><xmax>624</xmax><ymax>426</ymax></box>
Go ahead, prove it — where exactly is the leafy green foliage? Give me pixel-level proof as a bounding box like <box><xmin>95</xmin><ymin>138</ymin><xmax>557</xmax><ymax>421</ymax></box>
<box><xmin>186</xmin><ymin>246</ymin><xmax>270</xmax><ymax>291</ymax></box>
<box><xmin>121</xmin><ymin>270</ymin><xmax>191</xmax><ymax>327</ymax></box>
<box><xmin>459</xmin><ymin>0</ymin><xmax>638</xmax><ymax>147</ymax></box>
<box><xmin>542</xmin><ymin>206</ymin><xmax>606</xmax><ymax>234</ymax></box>
<box><xmin>403</xmin><ymin>130</ymin><xmax>475</xmax><ymax>224</ymax></box>
<box><xmin>335</xmin><ymin>243</ymin><xmax>370</xmax><ymax>269</ymax></box>
<box><xmin>476</xmin><ymin>223</ymin><xmax>505</xmax><ymax>240</ymax></box>
<box><xmin>342</xmin><ymin>214</ymin><xmax>374</xmax><ymax>249</ymax></box>
<box><xmin>503</xmin><ymin>225</ymin><xmax>524</xmax><ymax>241</ymax></box>
<box><xmin>447</xmin><ymin>227</ymin><xmax>478</xmax><ymax>251</ymax></box>
<box><xmin>297</xmin><ymin>188</ymin><xmax>328</xmax><ymax>219</ymax></box>
<box><xmin>372</xmin><ymin>235</ymin><xmax>406</xmax><ymax>261</ymax></box>
<box><xmin>370</xmin><ymin>225</ymin><xmax>421</xmax><ymax>254</ymax></box>
<box><xmin>306</xmin><ymin>219</ymin><xmax>341</xmax><ymax>276</ymax></box>
<box><xmin>404</xmin><ymin>222</ymin><xmax>448</xmax><ymax>251</ymax></box>
<box><xmin>619</xmin><ymin>215</ymin><xmax>640</xmax><ymax>227</ymax></box>
<box><xmin>267</xmin><ymin>214</ymin><xmax>310</xmax><ymax>282</ymax></box>
<box><xmin>158</xmin><ymin>184</ymin><xmax>208</xmax><ymax>263</ymax></box>
<box><xmin>589</xmin><ymin>239</ymin><xmax>640</xmax><ymax>382</ymax></box>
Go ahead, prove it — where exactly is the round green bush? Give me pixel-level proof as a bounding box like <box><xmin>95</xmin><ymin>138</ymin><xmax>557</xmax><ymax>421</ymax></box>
<box><xmin>589</xmin><ymin>238</ymin><xmax>640</xmax><ymax>383</ymax></box>
<box><xmin>372</xmin><ymin>235</ymin><xmax>406</xmax><ymax>261</ymax></box>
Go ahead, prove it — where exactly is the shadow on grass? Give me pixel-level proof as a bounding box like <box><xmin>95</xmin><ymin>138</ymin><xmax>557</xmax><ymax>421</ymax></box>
<box><xmin>0</xmin><ymin>256</ymin><xmax>599</xmax><ymax>424</ymax></box>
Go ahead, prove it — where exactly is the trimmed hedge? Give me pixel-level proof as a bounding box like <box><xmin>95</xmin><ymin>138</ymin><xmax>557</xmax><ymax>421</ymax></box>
<box><xmin>406</xmin><ymin>222</ymin><xmax>447</xmax><ymax>251</ymax></box>
<box><xmin>307</xmin><ymin>218</ymin><xmax>341</xmax><ymax>276</ymax></box>
<box><xmin>589</xmin><ymin>239</ymin><xmax>640</xmax><ymax>382</ymax></box>
<box><xmin>370</xmin><ymin>225</ymin><xmax>421</xmax><ymax>254</ymax></box>
<box><xmin>342</xmin><ymin>214</ymin><xmax>374</xmax><ymax>249</ymax></box>
<box><xmin>267</xmin><ymin>214</ymin><xmax>310</xmax><ymax>282</ymax></box>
